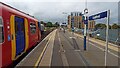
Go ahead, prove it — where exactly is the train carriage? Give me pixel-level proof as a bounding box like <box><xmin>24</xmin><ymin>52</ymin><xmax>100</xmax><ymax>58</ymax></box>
<box><xmin>0</xmin><ymin>2</ymin><xmax>41</xmax><ymax>67</ymax></box>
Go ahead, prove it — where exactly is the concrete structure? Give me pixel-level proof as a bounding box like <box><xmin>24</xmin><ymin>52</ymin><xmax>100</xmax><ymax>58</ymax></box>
<box><xmin>80</xmin><ymin>20</ymin><xmax>95</xmax><ymax>29</ymax></box>
<box><xmin>16</xmin><ymin>29</ymin><xmax>119</xmax><ymax>67</ymax></box>
<box><xmin>67</xmin><ymin>15</ymin><xmax>71</xmax><ymax>29</ymax></box>
<box><xmin>67</xmin><ymin>12</ymin><xmax>95</xmax><ymax>30</ymax></box>
<box><xmin>88</xmin><ymin>20</ymin><xmax>95</xmax><ymax>30</ymax></box>
<box><xmin>67</xmin><ymin>12</ymin><xmax>83</xmax><ymax>29</ymax></box>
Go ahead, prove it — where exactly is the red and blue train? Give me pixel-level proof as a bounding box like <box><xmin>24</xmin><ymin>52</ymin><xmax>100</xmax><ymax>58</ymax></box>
<box><xmin>0</xmin><ymin>2</ymin><xmax>42</xmax><ymax>67</ymax></box>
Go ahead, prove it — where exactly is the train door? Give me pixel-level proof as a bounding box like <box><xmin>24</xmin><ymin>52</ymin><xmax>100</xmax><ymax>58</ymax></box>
<box><xmin>15</xmin><ymin>16</ymin><xmax>25</xmax><ymax>56</ymax></box>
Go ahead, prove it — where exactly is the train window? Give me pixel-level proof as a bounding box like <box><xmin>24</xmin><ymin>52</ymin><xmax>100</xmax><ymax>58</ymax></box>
<box><xmin>20</xmin><ymin>22</ymin><xmax>25</xmax><ymax>32</ymax></box>
<box><xmin>0</xmin><ymin>17</ymin><xmax>4</xmax><ymax>43</ymax></box>
<box><xmin>30</xmin><ymin>23</ymin><xmax>36</xmax><ymax>34</ymax></box>
<box><xmin>15</xmin><ymin>21</ymin><xmax>19</xmax><ymax>33</ymax></box>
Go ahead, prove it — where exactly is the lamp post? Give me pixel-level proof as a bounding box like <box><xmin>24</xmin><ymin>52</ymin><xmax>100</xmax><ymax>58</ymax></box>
<box><xmin>71</xmin><ymin>12</ymin><xmax>74</xmax><ymax>34</ymax></box>
<box><xmin>62</xmin><ymin>12</ymin><xmax>74</xmax><ymax>33</ymax></box>
<box><xmin>62</xmin><ymin>12</ymin><xmax>69</xmax><ymax>31</ymax></box>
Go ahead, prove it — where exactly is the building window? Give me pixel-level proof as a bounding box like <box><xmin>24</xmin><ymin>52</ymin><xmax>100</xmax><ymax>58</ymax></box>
<box><xmin>30</xmin><ymin>23</ymin><xmax>36</xmax><ymax>34</ymax></box>
<box><xmin>0</xmin><ymin>17</ymin><xmax>4</xmax><ymax>43</ymax></box>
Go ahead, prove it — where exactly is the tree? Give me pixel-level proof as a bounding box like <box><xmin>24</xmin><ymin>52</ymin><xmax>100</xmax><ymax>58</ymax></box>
<box><xmin>46</xmin><ymin>22</ymin><xmax>53</xmax><ymax>27</ymax></box>
<box><xmin>95</xmin><ymin>23</ymin><xmax>112</xmax><ymax>29</ymax></box>
<box><xmin>109</xmin><ymin>25</ymin><xmax>111</xmax><ymax>29</ymax></box>
<box><xmin>54</xmin><ymin>22</ymin><xmax>59</xmax><ymax>27</ymax></box>
<box><xmin>40</xmin><ymin>21</ymin><xmax>44</xmax><ymax>24</ymax></box>
<box><xmin>95</xmin><ymin>23</ymin><xmax>106</xmax><ymax>29</ymax></box>
<box><xmin>118</xmin><ymin>25</ymin><xmax>120</xmax><ymax>28</ymax></box>
<box><xmin>112</xmin><ymin>24</ymin><xmax>118</xmax><ymax>29</ymax></box>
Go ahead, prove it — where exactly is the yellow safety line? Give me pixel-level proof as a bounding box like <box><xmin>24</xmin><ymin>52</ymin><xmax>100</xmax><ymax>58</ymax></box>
<box><xmin>34</xmin><ymin>32</ymin><xmax>53</xmax><ymax>68</ymax></box>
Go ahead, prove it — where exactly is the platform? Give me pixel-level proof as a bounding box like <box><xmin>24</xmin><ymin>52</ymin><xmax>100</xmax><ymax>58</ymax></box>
<box><xmin>16</xmin><ymin>29</ymin><xmax>120</xmax><ymax>67</ymax></box>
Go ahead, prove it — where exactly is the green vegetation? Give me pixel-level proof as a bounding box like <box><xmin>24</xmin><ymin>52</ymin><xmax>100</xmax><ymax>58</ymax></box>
<box><xmin>53</xmin><ymin>22</ymin><xmax>60</xmax><ymax>27</ymax></box>
<box><xmin>95</xmin><ymin>23</ymin><xmax>119</xmax><ymax>29</ymax></box>
<box><xmin>40</xmin><ymin>21</ymin><xmax>60</xmax><ymax>27</ymax></box>
<box><xmin>46</xmin><ymin>22</ymin><xmax>59</xmax><ymax>27</ymax></box>
<box><xmin>111</xmin><ymin>23</ymin><xmax>119</xmax><ymax>29</ymax></box>
<box><xmin>46</xmin><ymin>22</ymin><xmax>53</xmax><ymax>27</ymax></box>
<box><xmin>40</xmin><ymin>21</ymin><xmax>44</xmax><ymax>24</ymax></box>
<box><xmin>95</xmin><ymin>23</ymin><xmax>106</xmax><ymax>29</ymax></box>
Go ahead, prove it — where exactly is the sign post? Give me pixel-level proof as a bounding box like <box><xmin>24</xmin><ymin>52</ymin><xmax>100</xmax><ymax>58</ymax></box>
<box><xmin>83</xmin><ymin>8</ymin><xmax>88</xmax><ymax>51</ymax></box>
<box><xmin>89</xmin><ymin>10</ymin><xmax>110</xmax><ymax>66</ymax></box>
<box><xmin>84</xmin><ymin>16</ymin><xmax>88</xmax><ymax>50</ymax></box>
<box><xmin>105</xmin><ymin>10</ymin><xmax>110</xmax><ymax>66</ymax></box>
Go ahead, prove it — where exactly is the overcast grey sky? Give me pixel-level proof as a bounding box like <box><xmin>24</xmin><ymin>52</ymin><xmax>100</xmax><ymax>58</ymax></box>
<box><xmin>0</xmin><ymin>0</ymin><xmax>119</xmax><ymax>24</ymax></box>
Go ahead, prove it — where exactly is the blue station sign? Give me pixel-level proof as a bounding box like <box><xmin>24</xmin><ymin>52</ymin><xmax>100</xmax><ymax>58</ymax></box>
<box><xmin>89</xmin><ymin>11</ymin><xmax>107</xmax><ymax>20</ymax></box>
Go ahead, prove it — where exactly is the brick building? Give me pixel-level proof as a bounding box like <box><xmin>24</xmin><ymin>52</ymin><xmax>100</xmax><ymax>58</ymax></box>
<box><xmin>67</xmin><ymin>12</ymin><xmax>95</xmax><ymax>29</ymax></box>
